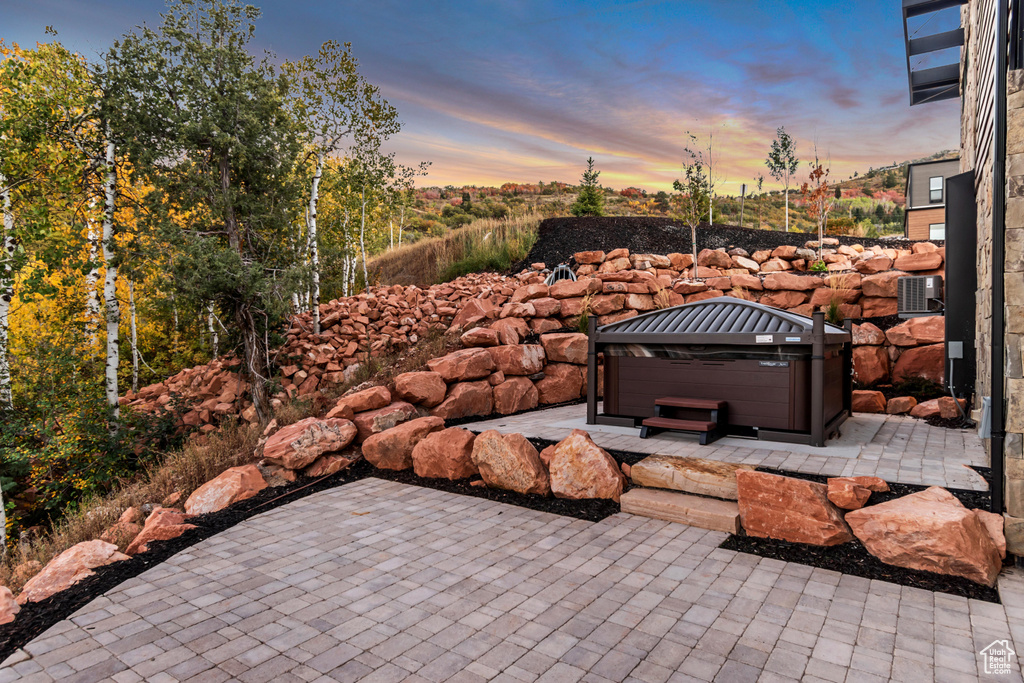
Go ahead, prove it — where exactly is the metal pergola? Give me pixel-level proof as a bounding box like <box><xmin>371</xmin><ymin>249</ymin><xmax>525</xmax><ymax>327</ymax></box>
<box><xmin>902</xmin><ymin>0</ymin><xmax>968</xmax><ymax>106</ymax></box>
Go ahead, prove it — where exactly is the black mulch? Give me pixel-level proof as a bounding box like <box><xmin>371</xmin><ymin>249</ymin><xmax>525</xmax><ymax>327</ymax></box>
<box><xmin>514</xmin><ymin>216</ymin><xmax>934</xmax><ymax>272</ymax></box>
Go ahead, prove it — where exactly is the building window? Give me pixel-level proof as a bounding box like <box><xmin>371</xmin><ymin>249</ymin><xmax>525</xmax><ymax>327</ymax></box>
<box><xmin>929</xmin><ymin>176</ymin><xmax>943</xmax><ymax>203</ymax></box>
<box><xmin>929</xmin><ymin>223</ymin><xmax>945</xmax><ymax>240</ymax></box>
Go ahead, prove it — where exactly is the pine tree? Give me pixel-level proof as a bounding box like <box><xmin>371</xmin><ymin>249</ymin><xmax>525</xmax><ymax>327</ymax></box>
<box><xmin>570</xmin><ymin>157</ymin><xmax>604</xmax><ymax>217</ymax></box>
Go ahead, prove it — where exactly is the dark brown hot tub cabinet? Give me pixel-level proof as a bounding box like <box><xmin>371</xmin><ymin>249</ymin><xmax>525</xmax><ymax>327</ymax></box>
<box><xmin>586</xmin><ymin>297</ymin><xmax>852</xmax><ymax>447</ymax></box>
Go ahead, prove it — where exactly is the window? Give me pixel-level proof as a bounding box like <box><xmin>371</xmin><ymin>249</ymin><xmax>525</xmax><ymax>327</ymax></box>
<box><xmin>929</xmin><ymin>223</ymin><xmax>946</xmax><ymax>240</ymax></box>
<box><xmin>929</xmin><ymin>176</ymin><xmax>944</xmax><ymax>203</ymax></box>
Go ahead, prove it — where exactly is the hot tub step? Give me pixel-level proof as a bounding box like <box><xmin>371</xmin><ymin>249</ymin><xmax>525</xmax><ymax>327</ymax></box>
<box><xmin>620</xmin><ymin>488</ymin><xmax>740</xmax><ymax>533</ymax></box>
<box><xmin>630</xmin><ymin>455</ymin><xmax>755</xmax><ymax>500</ymax></box>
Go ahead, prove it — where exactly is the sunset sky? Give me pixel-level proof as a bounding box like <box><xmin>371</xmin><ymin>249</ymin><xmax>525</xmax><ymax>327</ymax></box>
<box><xmin>4</xmin><ymin>0</ymin><xmax>962</xmax><ymax>194</ymax></box>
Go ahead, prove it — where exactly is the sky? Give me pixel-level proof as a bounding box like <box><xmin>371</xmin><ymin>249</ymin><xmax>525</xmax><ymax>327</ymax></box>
<box><xmin>2</xmin><ymin>0</ymin><xmax>962</xmax><ymax>194</ymax></box>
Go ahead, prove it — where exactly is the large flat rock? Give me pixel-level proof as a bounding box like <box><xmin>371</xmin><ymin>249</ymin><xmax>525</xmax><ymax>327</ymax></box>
<box><xmin>630</xmin><ymin>455</ymin><xmax>755</xmax><ymax>500</ymax></box>
<box><xmin>621</xmin><ymin>488</ymin><xmax>740</xmax><ymax>533</ymax></box>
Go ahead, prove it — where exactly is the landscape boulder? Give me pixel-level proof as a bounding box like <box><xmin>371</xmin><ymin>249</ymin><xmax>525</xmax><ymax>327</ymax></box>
<box><xmin>535</xmin><ymin>363</ymin><xmax>584</xmax><ymax>404</ymax></box>
<box><xmin>910</xmin><ymin>398</ymin><xmax>942</xmax><ymax>419</ymax></box>
<box><xmin>490</xmin><ymin>318</ymin><xmax>530</xmax><ymax>345</ymax></box>
<box><xmin>550</xmin><ymin>277</ymin><xmax>602</xmax><ymax>299</ymax></box>
<box><xmin>99</xmin><ymin>508</ymin><xmax>143</xmax><ymax>547</ymax></box>
<box><xmin>853</xmin><ymin>347</ymin><xmax>889</xmax><ymax>386</ymax></box>
<box><xmin>939</xmin><ymin>396</ymin><xmax>967</xmax><ymax>419</ymax></box>
<box><xmin>894</xmin><ymin>251</ymin><xmax>943</xmax><ymax>272</ymax></box>
<box><xmin>471</xmin><ymin>430</ymin><xmax>550</xmax><ymax>495</ymax></box>
<box><xmin>493</xmin><ymin>377</ymin><xmax>539</xmax><ymax>414</ymax></box>
<box><xmin>826</xmin><ymin>478</ymin><xmax>873</xmax><ymax>510</ymax></box>
<box><xmin>263</xmin><ymin>417</ymin><xmax>358</xmax><ymax>469</ymax></box>
<box><xmin>450</xmin><ymin>298</ymin><xmax>497</xmax><ymax>330</ymax></box>
<box><xmin>762</xmin><ymin>272</ymin><xmax>822</xmax><ymax>291</ymax></box>
<box><xmin>488</xmin><ymin>344</ymin><xmax>545</xmax><ymax>375</ymax></box>
<box><xmin>541</xmin><ymin>333</ymin><xmax>589</xmax><ymax>364</ymax></box>
<box><xmin>412</xmin><ymin>427</ymin><xmax>478</xmax><ymax>480</ymax></box>
<box><xmin>303</xmin><ymin>454</ymin><xmax>353</xmax><ymax>477</ymax></box>
<box><xmin>852</xmin><ymin>322</ymin><xmax>887</xmax><ymax>346</ymax></box>
<box><xmin>17</xmin><ymin>540</ymin><xmax>130</xmax><ymax>604</ymax></box>
<box><xmin>330</xmin><ymin>386</ymin><xmax>391</xmax><ymax>415</ymax></box>
<box><xmin>861</xmin><ymin>270</ymin><xmax>906</xmax><ymax>298</ymax></box>
<box><xmin>852</xmin><ymin>390</ymin><xmax>887</xmax><ymax>413</ymax></box>
<box><xmin>886</xmin><ymin>396</ymin><xmax>918</xmax><ymax>414</ymax></box>
<box><xmin>353</xmin><ymin>402</ymin><xmax>419</xmax><ymax>442</ymax></box>
<box><xmin>547</xmin><ymin>430</ymin><xmax>626</xmax><ymax>502</ymax></box>
<box><xmin>126</xmin><ymin>508</ymin><xmax>196</xmax><ymax>556</ymax></box>
<box><xmin>362</xmin><ymin>416</ymin><xmax>445</xmax><ymax>470</ymax></box>
<box><xmin>0</xmin><ymin>587</ymin><xmax>17</xmax><ymax>625</ymax></box>
<box><xmin>394</xmin><ymin>371</ymin><xmax>447</xmax><ymax>407</ymax></box>
<box><xmin>885</xmin><ymin>316</ymin><xmax>945</xmax><ymax>346</ymax></box>
<box><xmin>461</xmin><ymin>327</ymin><xmax>500</xmax><ymax>347</ymax></box>
<box><xmin>430</xmin><ymin>381</ymin><xmax>494</xmax><ymax>420</ymax></box>
<box><xmin>893</xmin><ymin>344</ymin><xmax>945</xmax><ymax>383</ymax></box>
<box><xmin>427</xmin><ymin>348</ymin><xmax>496</xmax><ymax>382</ymax></box>
<box><xmin>185</xmin><ymin>464</ymin><xmax>268</xmax><ymax>515</ymax></box>
<box><xmin>845</xmin><ymin>487</ymin><xmax>1002</xmax><ymax>586</ymax></box>
<box><xmin>735</xmin><ymin>470</ymin><xmax>853</xmax><ymax>546</ymax></box>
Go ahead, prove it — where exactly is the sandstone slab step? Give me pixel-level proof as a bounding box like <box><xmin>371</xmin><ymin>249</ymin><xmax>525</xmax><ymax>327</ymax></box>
<box><xmin>620</xmin><ymin>488</ymin><xmax>740</xmax><ymax>533</ymax></box>
<box><xmin>630</xmin><ymin>455</ymin><xmax>755</xmax><ymax>500</ymax></box>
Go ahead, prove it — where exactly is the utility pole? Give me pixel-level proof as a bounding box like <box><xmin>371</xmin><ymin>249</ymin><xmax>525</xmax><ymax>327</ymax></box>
<box><xmin>739</xmin><ymin>183</ymin><xmax>747</xmax><ymax>228</ymax></box>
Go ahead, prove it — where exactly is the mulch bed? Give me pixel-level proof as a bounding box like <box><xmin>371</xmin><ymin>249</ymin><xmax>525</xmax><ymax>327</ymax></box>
<box><xmin>513</xmin><ymin>217</ymin><xmax>933</xmax><ymax>272</ymax></box>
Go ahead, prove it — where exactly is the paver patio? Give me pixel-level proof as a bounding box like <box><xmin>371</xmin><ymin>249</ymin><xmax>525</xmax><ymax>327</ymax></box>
<box><xmin>468</xmin><ymin>404</ymin><xmax>990</xmax><ymax>491</ymax></box>
<box><xmin>3</xmin><ymin>478</ymin><xmax>1022</xmax><ymax>682</ymax></box>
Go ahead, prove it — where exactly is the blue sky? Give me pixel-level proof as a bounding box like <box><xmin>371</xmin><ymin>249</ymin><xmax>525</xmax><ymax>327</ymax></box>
<box><xmin>3</xmin><ymin>0</ymin><xmax>961</xmax><ymax>193</ymax></box>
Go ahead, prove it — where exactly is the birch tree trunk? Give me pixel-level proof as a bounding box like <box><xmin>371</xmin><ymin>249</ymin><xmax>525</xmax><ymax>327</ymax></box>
<box><xmin>784</xmin><ymin>186</ymin><xmax>789</xmax><ymax>232</ymax></box>
<box><xmin>308</xmin><ymin>153</ymin><xmax>323</xmax><ymax>334</ymax></box>
<box><xmin>0</xmin><ymin>171</ymin><xmax>14</xmax><ymax>411</ymax></box>
<box><xmin>84</xmin><ymin>204</ymin><xmax>100</xmax><ymax>346</ymax></box>
<box><xmin>399</xmin><ymin>205</ymin><xmax>406</xmax><ymax>248</ymax></box>
<box><xmin>359</xmin><ymin>187</ymin><xmax>368</xmax><ymax>292</ymax></box>
<box><xmin>101</xmin><ymin>135</ymin><xmax>120</xmax><ymax>420</ymax></box>
<box><xmin>129</xmin><ymin>280</ymin><xmax>138</xmax><ymax>392</ymax></box>
<box><xmin>208</xmin><ymin>303</ymin><xmax>218</xmax><ymax>359</ymax></box>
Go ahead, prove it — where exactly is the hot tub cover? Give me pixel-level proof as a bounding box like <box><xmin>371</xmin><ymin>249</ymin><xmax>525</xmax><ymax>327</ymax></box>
<box><xmin>595</xmin><ymin>297</ymin><xmax>849</xmax><ymax>346</ymax></box>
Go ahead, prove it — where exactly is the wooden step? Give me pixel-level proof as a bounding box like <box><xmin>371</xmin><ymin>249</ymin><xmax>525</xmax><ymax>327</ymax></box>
<box><xmin>621</xmin><ymin>488</ymin><xmax>740</xmax><ymax>533</ymax></box>
<box><xmin>654</xmin><ymin>397</ymin><xmax>727</xmax><ymax>410</ymax></box>
<box><xmin>641</xmin><ymin>417</ymin><xmax>716</xmax><ymax>432</ymax></box>
<box><xmin>630</xmin><ymin>455</ymin><xmax>755</xmax><ymax>500</ymax></box>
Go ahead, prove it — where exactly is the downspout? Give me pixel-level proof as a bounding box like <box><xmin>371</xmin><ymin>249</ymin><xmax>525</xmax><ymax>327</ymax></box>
<box><xmin>992</xmin><ymin>0</ymin><xmax>1009</xmax><ymax>514</ymax></box>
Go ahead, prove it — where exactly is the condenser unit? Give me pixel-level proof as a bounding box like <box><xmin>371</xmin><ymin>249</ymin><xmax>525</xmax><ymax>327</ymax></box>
<box><xmin>897</xmin><ymin>275</ymin><xmax>944</xmax><ymax>318</ymax></box>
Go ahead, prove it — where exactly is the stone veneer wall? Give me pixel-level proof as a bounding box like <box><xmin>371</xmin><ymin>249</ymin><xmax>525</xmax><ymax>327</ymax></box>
<box><xmin>961</xmin><ymin>0</ymin><xmax>1024</xmax><ymax>547</ymax></box>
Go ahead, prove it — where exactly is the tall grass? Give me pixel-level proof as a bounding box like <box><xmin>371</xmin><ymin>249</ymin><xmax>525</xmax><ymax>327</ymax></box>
<box><xmin>368</xmin><ymin>212</ymin><xmax>541</xmax><ymax>286</ymax></box>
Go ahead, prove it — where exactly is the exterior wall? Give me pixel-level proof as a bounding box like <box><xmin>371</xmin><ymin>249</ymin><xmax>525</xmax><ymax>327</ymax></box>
<box><xmin>961</xmin><ymin>0</ymin><xmax>1024</xmax><ymax>548</ymax></box>
<box><xmin>906</xmin><ymin>207</ymin><xmax>946</xmax><ymax>240</ymax></box>
<box><xmin>907</xmin><ymin>159</ymin><xmax>960</xmax><ymax>209</ymax></box>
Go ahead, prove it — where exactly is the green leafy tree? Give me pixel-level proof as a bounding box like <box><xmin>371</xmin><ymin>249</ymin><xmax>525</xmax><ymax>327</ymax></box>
<box><xmin>570</xmin><ymin>157</ymin><xmax>604</xmax><ymax>217</ymax></box>
<box><xmin>765</xmin><ymin>126</ymin><xmax>799</xmax><ymax>231</ymax></box>
<box><xmin>103</xmin><ymin>0</ymin><xmax>304</xmax><ymax>421</ymax></box>
<box><xmin>672</xmin><ymin>138</ymin><xmax>710</xmax><ymax>277</ymax></box>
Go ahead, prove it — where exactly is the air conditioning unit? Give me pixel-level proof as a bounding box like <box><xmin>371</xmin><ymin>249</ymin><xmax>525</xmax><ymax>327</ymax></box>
<box><xmin>897</xmin><ymin>275</ymin><xmax>944</xmax><ymax>318</ymax></box>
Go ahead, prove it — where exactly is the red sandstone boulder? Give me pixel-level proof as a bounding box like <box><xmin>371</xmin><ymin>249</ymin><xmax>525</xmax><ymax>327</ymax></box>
<box><xmin>428</xmin><ymin>348</ymin><xmax>496</xmax><ymax>382</ymax></box>
<box><xmin>185</xmin><ymin>465</ymin><xmax>268</xmax><ymax>515</ymax></box>
<box><xmin>488</xmin><ymin>344</ymin><xmax>545</xmax><ymax>376</ymax></box>
<box><xmin>762</xmin><ymin>272</ymin><xmax>822</xmax><ymax>291</ymax></box>
<box><xmin>939</xmin><ymin>396</ymin><xmax>968</xmax><ymax>419</ymax></box>
<box><xmin>126</xmin><ymin>508</ymin><xmax>197</xmax><ymax>556</ymax></box>
<box><xmin>17</xmin><ymin>540</ymin><xmax>130</xmax><ymax>604</ymax></box>
<box><xmin>771</xmin><ymin>245</ymin><xmax>799</xmax><ymax>260</ymax></box>
<box><xmin>471</xmin><ymin>430</ymin><xmax>550</xmax><ymax>495</ymax></box>
<box><xmin>854</xmin><ymin>256</ymin><xmax>894</xmax><ymax>274</ymax></box>
<box><xmin>490</xmin><ymin>318</ymin><xmax>531</xmax><ymax>345</ymax></box>
<box><xmin>99</xmin><ymin>508</ymin><xmax>143</xmax><ymax>547</ymax></box>
<box><xmin>263</xmin><ymin>417</ymin><xmax>358</xmax><ymax>469</ymax></box>
<box><xmin>353</xmin><ymin>402</ymin><xmax>419</xmax><ymax>442</ymax></box>
<box><xmin>673</xmin><ymin>281</ymin><xmax>708</xmax><ymax>295</ymax></box>
<box><xmin>430</xmin><ymin>381</ymin><xmax>494</xmax><ymax>420</ymax></box>
<box><xmin>669</xmin><ymin>253</ymin><xmax>695</xmax><ymax>270</ymax></box>
<box><xmin>591</xmin><ymin>293</ymin><xmax>625</xmax><ymax>315</ymax></box>
<box><xmin>412</xmin><ymin>428</ymin><xmax>478</xmax><ymax>480</ymax></box>
<box><xmin>531</xmin><ymin>297</ymin><xmax>562</xmax><ymax>317</ymax></box>
<box><xmin>845</xmin><ymin>487</ymin><xmax>1002</xmax><ymax>586</ymax></box>
<box><xmin>511</xmin><ymin>283</ymin><xmax>549</xmax><ymax>303</ymax></box>
<box><xmin>861</xmin><ymin>270</ymin><xmax>907</xmax><ymax>298</ymax></box>
<box><xmin>698</xmin><ymin>249</ymin><xmax>733</xmax><ymax>269</ymax></box>
<box><xmin>0</xmin><ymin>587</ymin><xmax>17</xmax><ymax>625</ymax></box>
<box><xmin>332</xmin><ymin>386</ymin><xmax>392</xmax><ymax>415</ymax></box>
<box><xmin>736</xmin><ymin>470</ymin><xmax>853</xmax><ymax>546</ymax></box>
<box><xmin>861</xmin><ymin>297</ymin><xmax>898</xmax><ymax>318</ymax></box>
<box><xmin>450</xmin><ymin>298</ymin><xmax>497</xmax><ymax>330</ymax></box>
<box><xmin>461</xmin><ymin>327</ymin><xmax>500</xmax><ymax>347</ymax></box>
<box><xmin>852</xmin><ymin>390</ymin><xmax>887</xmax><ymax>413</ymax></box>
<box><xmin>760</xmin><ymin>290</ymin><xmax>807</xmax><ymax>309</ymax></box>
<box><xmin>853</xmin><ymin>347</ymin><xmax>889</xmax><ymax>386</ymax></box>
<box><xmin>493</xmin><ymin>377</ymin><xmax>539</xmax><ymax>414</ymax></box>
<box><xmin>827</xmin><ymin>478</ymin><xmax>872</xmax><ymax>510</ymax></box>
<box><xmin>547</xmin><ymin>430</ymin><xmax>626</xmax><ymax>502</ymax></box>
<box><xmin>887</xmin><ymin>396</ymin><xmax>918</xmax><ymax>414</ymax></box>
<box><xmin>852</xmin><ymin>322</ymin><xmax>887</xmax><ymax>346</ymax></box>
<box><xmin>535</xmin><ymin>363</ymin><xmax>584</xmax><ymax>404</ymax></box>
<box><xmin>894</xmin><ymin>251</ymin><xmax>943</xmax><ymax>272</ymax></box>
<box><xmin>362</xmin><ymin>416</ymin><xmax>445</xmax><ymax>470</ymax></box>
<box><xmin>975</xmin><ymin>509</ymin><xmax>1007</xmax><ymax>559</ymax></box>
<box><xmin>541</xmin><ymin>333</ymin><xmax>588</xmax><ymax>364</ymax></box>
<box><xmin>574</xmin><ymin>250</ymin><xmax>605</xmax><ymax>265</ymax></box>
<box><xmin>885</xmin><ymin>316</ymin><xmax>945</xmax><ymax>346</ymax></box>
<box><xmin>303</xmin><ymin>454</ymin><xmax>353</xmax><ymax>477</ymax></box>
<box><xmin>394</xmin><ymin>371</ymin><xmax>447</xmax><ymax>407</ymax></box>
<box><xmin>839</xmin><ymin>476</ymin><xmax>889</xmax><ymax>492</ymax></box>
<box><xmin>893</xmin><ymin>344</ymin><xmax>944</xmax><ymax>383</ymax></box>
<box><xmin>910</xmin><ymin>398</ymin><xmax>942</xmax><ymax>419</ymax></box>
<box><xmin>324</xmin><ymin>402</ymin><xmax>355</xmax><ymax>421</ymax></box>
<box><xmin>550</xmin><ymin>277</ymin><xmax>602</xmax><ymax>299</ymax></box>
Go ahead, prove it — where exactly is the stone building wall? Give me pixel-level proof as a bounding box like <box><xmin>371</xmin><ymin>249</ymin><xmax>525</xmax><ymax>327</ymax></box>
<box><xmin>961</xmin><ymin>1</ymin><xmax>1024</xmax><ymax>547</ymax></box>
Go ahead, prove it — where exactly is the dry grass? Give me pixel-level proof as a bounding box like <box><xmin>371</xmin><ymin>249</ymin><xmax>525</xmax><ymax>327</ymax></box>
<box><xmin>368</xmin><ymin>212</ymin><xmax>541</xmax><ymax>287</ymax></box>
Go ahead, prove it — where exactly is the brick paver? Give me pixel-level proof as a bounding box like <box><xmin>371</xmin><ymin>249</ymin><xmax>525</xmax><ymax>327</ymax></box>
<box><xmin>469</xmin><ymin>404</ymin><xmax>990</xmax><ymax>490</ymax></box>
<box><xmin>2</xmin><ymin>478</ymin><xmax>1019</xmax><ymax>682</ymax></box>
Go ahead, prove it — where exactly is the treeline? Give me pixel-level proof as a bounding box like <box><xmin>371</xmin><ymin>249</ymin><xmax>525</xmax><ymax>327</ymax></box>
<box><xmin>0</xmin><ymin>1</ymin><xmax>427</xmax><ymax>524</ymax></box>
